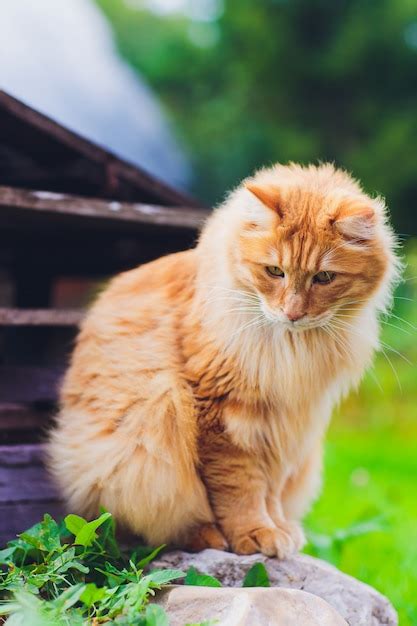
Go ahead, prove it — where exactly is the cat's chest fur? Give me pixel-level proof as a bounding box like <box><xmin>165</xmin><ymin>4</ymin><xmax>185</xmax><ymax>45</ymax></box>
<box><xmin>185</xmin><ymin>327</ymin><xmax>354</xmax><ymax>466</ymax></box>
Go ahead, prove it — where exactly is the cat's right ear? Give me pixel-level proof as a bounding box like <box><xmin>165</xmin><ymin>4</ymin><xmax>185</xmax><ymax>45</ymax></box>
<box><xmin>245</xmin><ymin>183</ymin><xmax>284</xmax><ymax>218</ymax></box>
<box><xmin>331</xmin><ymin>198</ymin><xmax>376</xmax><ymax>242</ymax></box>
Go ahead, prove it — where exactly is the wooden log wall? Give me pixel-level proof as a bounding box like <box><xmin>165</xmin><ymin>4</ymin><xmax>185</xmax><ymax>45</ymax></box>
<box><xmin>0</xmin><ymin>445</ymin><xmax>63</xmax><ymax>546</ymax></box>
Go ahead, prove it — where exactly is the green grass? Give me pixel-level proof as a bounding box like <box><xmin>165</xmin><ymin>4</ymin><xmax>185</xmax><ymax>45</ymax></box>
<box><xmin>306</xmin><ymin>242</ymin><xmax>417</xmax><ymax>626</ymax></box>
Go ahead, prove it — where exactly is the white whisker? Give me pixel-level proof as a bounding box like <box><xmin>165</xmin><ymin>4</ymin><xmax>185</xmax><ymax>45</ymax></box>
<box><xmin>331</xmin><ymin>318</ymin><xmax>413</xmax><ymax>366</ymax></box>
<box><xmin>380</xmin><ymin>346</ymin><xmax>402</xmax><ymax>393</ymax></box>
<box><xmin>205</xmin><ymin>285</ymin><xmax>260</xmax><ymax>300</ymax></box>
<box><xmin>385</xmin><ymin>311</ymin><xmax>417</xmax><ymax>331</ymax></box>
<box><xmin>329</xmin><ymin>318</ymin><xmax>410</xmax><ymax>392</ymax></box>
<box><xmin>335</xmin><ymin>314</ymin><xmax>414</xmax><ymax>337</ymax></box>
<box><xmin>393</xmin><ymin>296</ymin><xmax>414</xmax><ymax>302</ymax></box>
<box><xmin>228</xmin><ymin>314</ymin><xmax>267</xmax><ymax>341</ymax></box>
<box><xmin>325</xmin><ymin>322</ymin><xmax>383</xmax><ymax>392</ymax></box>
<box><xmin>322</xmin><ymin>323</ymin><xmax>353</xmax><ymax>363</ymax></box>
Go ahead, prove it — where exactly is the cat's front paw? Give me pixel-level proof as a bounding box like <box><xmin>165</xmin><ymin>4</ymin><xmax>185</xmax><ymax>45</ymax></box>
<box><xmin>231</xmin><ymin>522</ymin><xmax>303</xmax><ymax>559</ymax></box>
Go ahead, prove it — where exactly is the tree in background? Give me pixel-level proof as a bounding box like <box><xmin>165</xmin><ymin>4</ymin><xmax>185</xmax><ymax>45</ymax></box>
<box><xmin>96</xmin><ymin>0</ymin><xmax>417</xmax><ymax>234</ymax></box>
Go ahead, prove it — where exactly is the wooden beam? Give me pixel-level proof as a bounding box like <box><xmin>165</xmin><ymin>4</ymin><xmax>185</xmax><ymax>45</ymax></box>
<box><xmin>0</xmin><ymin>443</ymin><xmax>47</xmax><ymax>467</ymax></box>
<box><xmin>0</xmin><ymin>185</ymin><xmax>210</xmax><ymax>231</ymax></box>
<box><xmin>0</xmin><ymin>366</ymin><xmax>63</xmax><ymax>404</ymax></box>
<box><xmin>0</xmin><ymin>501</ymin><xmax>64</xmax><ymax>546</ymax></box>
<box><xmin>0</xmin><ymin>308</ymin><xmax>83</xmax><ymax>326</ymax></box>
<box><xmin>0</xmin><ymin>404</ymin><xmax>51</xmax><ymax>432</ymax></box>
<box><xmin>0</xmin><ymin>444</ymin><xmax>58</xmax><ymax>502</ymax></box>
<box><xmin>0</xmin><ymin>444</ymin><xmax>63</xmax><ymax>544</ymax></box>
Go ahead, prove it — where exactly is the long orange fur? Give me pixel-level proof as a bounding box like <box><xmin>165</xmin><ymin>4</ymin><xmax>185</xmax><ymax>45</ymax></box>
<box><xmin>48</xmin><ymin>163</ymin><xmax>399</xmax><ymax>557</ymax></box>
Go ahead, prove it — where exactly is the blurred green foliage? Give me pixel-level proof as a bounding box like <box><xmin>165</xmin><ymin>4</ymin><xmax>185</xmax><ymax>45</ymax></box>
<box><xmin>96</xmin><ymin>0</ymin><xmax>417</xmax><ymax>234</ymax></box>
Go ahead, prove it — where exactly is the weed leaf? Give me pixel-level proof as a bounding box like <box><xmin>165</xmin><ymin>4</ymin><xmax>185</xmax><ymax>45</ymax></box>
<box><xmin>74</xmin><ymin>512</ymin><xmax>112</xmax><ymax>547</ymax></box>
<box><xmin>184</xmin><ymin>567</ymin><xmax>222</xmax><ymax>587</ymax></box>
<box><xmin>242</xmin><ymin>563</ymin><xmax>270</xmax><ymax>587</ymax></box>
<box><xmin>148</xmin><ymin>568</ymin><xmax>185</xmax><ymax>585</ymax></box>
<box><xmin>64</xmin><ymin>514</ymin><xmax>87</xmax><ymax>536</ymax></box>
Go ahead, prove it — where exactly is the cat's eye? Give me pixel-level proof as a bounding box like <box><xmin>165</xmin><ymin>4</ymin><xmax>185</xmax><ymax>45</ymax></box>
<box><xmin>313</xmin><ymin>271</ymin><xmax>336</xmax><ymax>285</ymax></box>
<box><xmin>266</xmin><ymin>266</ymin><xmax>285</xmax><ymax>278</ymax></box>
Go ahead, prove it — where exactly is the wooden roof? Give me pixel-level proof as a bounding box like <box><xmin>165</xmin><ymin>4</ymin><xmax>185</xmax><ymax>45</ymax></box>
<box><xmin>0</xmin><ymin>89</ymin><xmax>201</xmax><ymax>207</ymax></box>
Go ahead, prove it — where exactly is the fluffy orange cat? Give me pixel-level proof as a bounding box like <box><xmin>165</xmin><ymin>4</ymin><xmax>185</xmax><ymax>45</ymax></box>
<box><xmin>48</xmin><ymin>163</ymin><xmax>399</xmax><ymax>558</ymax></box>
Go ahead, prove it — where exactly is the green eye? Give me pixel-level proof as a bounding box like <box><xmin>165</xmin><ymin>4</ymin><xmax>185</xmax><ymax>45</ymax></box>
<box><xmin>313</xmin><ymin>271</ymin><xmax>336</xmax><ymax>284</ymax></box>
<box><xmin>266</xmin><ymin>266</ymin><xmax>285</xmax><ymax>278</ymax></box>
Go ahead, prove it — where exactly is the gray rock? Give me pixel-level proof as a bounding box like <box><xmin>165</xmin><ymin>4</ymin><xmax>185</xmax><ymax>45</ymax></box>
<box><xmin>154</xmin><ymin>549</ymin><xmax>397</xmax><ymax>626</ymax></box>
<box><xmin>156</xmin><ymin>585</ymin><xmax>348</xmax><ymax>626</ymax></box>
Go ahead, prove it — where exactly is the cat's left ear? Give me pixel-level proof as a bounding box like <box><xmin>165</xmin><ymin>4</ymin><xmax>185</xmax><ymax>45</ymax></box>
<box><xmin>332</xmin><ymin>198</ymin><xmax>376</xmax><ymax>242</ymax></box>
<box><xmin>245</xmin><ymin>183</ymin><xmax>284</xmax><ymax>218</ymax></box>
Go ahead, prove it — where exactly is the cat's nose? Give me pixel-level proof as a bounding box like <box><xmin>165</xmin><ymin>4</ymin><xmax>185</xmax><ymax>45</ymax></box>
<box><xmin>283</xmin><ymin>296</ymin><xmax>306</xmax><ymax>322</ymax></box>
<box><xmin>285</xmin><ymin>310</ymin><xmax>305</xmax><ymax>322</ymax></box>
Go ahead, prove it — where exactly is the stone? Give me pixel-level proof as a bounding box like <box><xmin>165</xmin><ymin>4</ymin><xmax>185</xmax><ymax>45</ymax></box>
<box><xmin>156</xmin><ymin>585</ymin><xmax>348</xmax><ymax>626</ymax></box>
<box><xmin>154</xmin><ymin>549</ymin><xmax>398</xmax><ymax>626</ymax></box>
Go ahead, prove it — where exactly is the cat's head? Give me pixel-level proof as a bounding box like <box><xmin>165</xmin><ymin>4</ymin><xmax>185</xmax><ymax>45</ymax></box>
<box><xmin>204</xmin><ymin>163</ymin><xmax>399</xmax><ymax>331</ymax></box>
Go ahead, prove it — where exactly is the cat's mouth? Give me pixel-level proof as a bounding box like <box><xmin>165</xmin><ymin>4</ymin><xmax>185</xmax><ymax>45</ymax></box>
<box><xmin>261</xmin><ymin>305</ymin><xmax>334</xmax><ymax>331</ymax></box>
<box><xmin>280</xmin><ymin>313</ymin><xmax>334</xmax><ymax>331</ymax></box>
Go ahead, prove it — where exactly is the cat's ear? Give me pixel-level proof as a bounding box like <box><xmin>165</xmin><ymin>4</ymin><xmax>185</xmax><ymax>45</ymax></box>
<box><xmin>245</xmin><ymin>183</ymin><xmax>284</xmax><ymax>218</ymax></box>
<box><xmin>332</xmin><ymin>198</ymin><xmax>376</xmax><ymax>242</ymax></box>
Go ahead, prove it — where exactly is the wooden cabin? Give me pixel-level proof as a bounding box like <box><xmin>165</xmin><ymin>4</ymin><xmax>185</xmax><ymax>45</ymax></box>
<box><xmin>0</xmin><ymin>90</ymin><xmax>209</xmax><ymax>545</ymax></box>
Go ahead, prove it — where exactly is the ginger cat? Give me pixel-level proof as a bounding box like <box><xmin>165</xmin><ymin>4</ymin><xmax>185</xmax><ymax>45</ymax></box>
<box><xmin>48</xmin><ymin>163</ymin><xmax>399</xmax><ymax>558</ymax></box>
